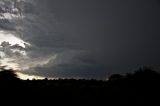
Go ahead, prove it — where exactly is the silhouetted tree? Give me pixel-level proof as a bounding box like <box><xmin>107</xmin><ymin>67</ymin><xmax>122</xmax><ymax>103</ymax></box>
<box><xmin>0</xmin><ymin>67</ymin><xmax>19</xmax><ymax>80</ymax></box>
<box><xmin>109</xmin><ymin>74</ymin><xmax>123</xmax><ymax>80</ymax></box>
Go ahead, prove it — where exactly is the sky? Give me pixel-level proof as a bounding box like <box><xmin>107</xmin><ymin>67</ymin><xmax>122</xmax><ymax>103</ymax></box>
<box><xmin>0</xmin><ymin>0</ymin><xmax>160</xmax><ymax>80</ymax></box>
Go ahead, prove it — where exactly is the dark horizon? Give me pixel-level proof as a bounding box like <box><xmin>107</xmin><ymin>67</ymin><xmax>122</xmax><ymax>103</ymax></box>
<box><xmin>0</xmin><ymin>67</ymin><xmax>160</xmax><ymax>105</ymax></box>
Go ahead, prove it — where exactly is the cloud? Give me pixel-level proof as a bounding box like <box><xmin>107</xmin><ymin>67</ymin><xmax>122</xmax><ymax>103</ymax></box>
<box><xmin>0</xmin><ymin>0</ymin><xmax>160</xmax><ymax>79</ymax></box>
<box><xmin>0</xmin><ymin>0</ymin><xmax>58</xmax><ymax>74</ymax></box>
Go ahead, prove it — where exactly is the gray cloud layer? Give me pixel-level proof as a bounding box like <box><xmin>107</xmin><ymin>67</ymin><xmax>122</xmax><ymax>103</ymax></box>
<box><xmin>0</xmin><ymin>0</ymin><xmax>160</xmax><ymax>79</ymax></box>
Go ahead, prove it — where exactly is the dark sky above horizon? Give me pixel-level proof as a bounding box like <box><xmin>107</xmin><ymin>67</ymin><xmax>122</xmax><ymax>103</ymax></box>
<box><xmin>0</xmin><ymin>0</ymin><xmax>160</xmax><ymax>79</ymax></box>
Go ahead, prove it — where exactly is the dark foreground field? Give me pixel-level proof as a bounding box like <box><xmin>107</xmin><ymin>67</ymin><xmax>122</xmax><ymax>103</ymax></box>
<box><xmin>0</xmin><ymin>68</ymin><xmax>160</xmax><ymax>105</ymax></box>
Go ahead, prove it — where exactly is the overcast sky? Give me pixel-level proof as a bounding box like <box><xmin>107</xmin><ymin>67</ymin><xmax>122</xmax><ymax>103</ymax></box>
<box><xmin>0</xmin><ymin>0</ymin><xmax>160</xmax><ymax>79</ymax></box>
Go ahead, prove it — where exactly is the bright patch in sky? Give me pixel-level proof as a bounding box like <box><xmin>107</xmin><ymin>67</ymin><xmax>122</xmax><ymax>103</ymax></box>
<box><xmin>16</xmin><ymin>72</ymin><xmax>57</xmax><ymax>80</ymax></box>
<box><xmin>0</xmin><ymin>30</ymin><xmax>56</xmax><ymax>79</ymax></box>
<box><xmin>0</xmin><ymin>31</ymin><xmax>29</xmax><ymax>48</ymax></box>
<box><xmin>16</xmin><ymin>72</ymin><xmax>46</xmax><ymax>80</ymax></box>
<box><xmin>0</xmin><ymin>30</ymin><xmax>31</xmax><ymax>70</ymax></box>
<box><xmin>0</xmin><ymin>58</ymin><xmax>19</xmax><ymax>70</ymax></box>
<box><xmin>0</xmin><ymin>13</ymin><xmax>24</xmax><ymax>20</ymax></box>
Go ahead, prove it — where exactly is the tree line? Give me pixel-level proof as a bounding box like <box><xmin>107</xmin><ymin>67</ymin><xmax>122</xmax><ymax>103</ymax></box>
<box><xmin>0</xmin><ymin>67</ymin><xmax>160</xmax><ymax>105</ymax></box>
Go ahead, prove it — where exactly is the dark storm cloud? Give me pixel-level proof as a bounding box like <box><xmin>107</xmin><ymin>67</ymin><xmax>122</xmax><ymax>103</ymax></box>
<box><xmin>1</xmin><ymin>0</ymin><xmax>160</xmax><ymax>79</ymax></box>
<box><xmin>24</xmin><ymin>0</ymin><xmax>160</xmax><ymax>79</ymax></box>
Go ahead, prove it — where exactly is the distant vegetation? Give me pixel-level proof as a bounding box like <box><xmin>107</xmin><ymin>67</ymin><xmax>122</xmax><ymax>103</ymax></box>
<box><xmin>0</xmin><ymin>67</ymin><xmax>160</xmax><ymax>105</ymax></box>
